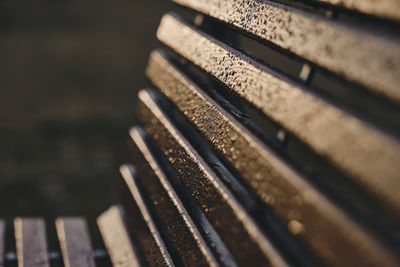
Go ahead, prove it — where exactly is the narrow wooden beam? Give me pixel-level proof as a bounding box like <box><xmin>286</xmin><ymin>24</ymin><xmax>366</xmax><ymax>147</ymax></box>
<box><xmin>171</xmin><ymin>1</ymin><xmax>400</xmax><ymax>98</ymax></box>
<box><xmin>145</xmin><ymin>51</ymin><xmax>399</xmax><ymax>266</ymax></box>
<box><xmin>129</xmin><ymin>128</ymin><xmax>231</xmax><ymax>267</ymax></box>
<box><xmin>14</xmin><ymin>218</ymin><xmax>50</xmax><ymax>267</ymax></box>
<box><xmin>119</xmin><ymin>166</ymin><xmax>176</xmax><ymax>267</ymax></box>
<box><xmin>55</xmin><ymin>217</ymin><xmax>95</xmax><ymax>267</ymax></box>
<box><xmin>156</xmin><ymin>14</ymin><xmax>400</xmax><ymax>215</ymax></box>
<box><xmin>97</xmin><ymin>206</ymin><xmax>141</xmax><ymax>267</ymax></box>
<box><xmin>136</xmin><ymin>90</ymin><xmax>289</xmax><ymax>267</ymax></box>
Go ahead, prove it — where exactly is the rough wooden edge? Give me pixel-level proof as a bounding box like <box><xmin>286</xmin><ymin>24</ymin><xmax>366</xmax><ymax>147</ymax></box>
<box><xmin>145</xmin><ymin>50</ymin><xmax>399</xmax><ymax>266</ymax></box>
<box><xmin>97</xmin><ymin>206</ymin><xmax>141</xmax><ymax>267</ymax></box>
<box><xmin>119</xmin><ymin>165</ymin><xmax>175</xmax><ymax>267</ymax></box>
<box><xmin>129</xmin><ymin>127</ymin><xmax>221</xmax><ymax>267</ymax></box>
<box><xmin>156</xmin><ymin>14</ymin><xmax>400</xmax><ymax>213</ymax></box>
<box><xmin>172</xmin><ymin>0</ymin><xmax>400</xmax><ymax>101</ymax></box>
<box><xmin>305</xmin><ymin>0</ymin><xmax>400</xmax><ymax>21</ymax></box>
<box><xmin>14</xmin><ymin>218</ymin><xmax>50</xmax><ymax>267</ymax></box>
<box><xmin>137</xmin><ymin>89</ymin><xmax>290</xmax><ymax>267</ymax></box>
<box><xmin>55</xmin><ymin>217</ymin><xmax>96</xmax><ymax>267</ymax></box>
<box><xmin>0</xmin><ymin>220</ymin><xmax>4</xmax><ymax>267</ymax></box>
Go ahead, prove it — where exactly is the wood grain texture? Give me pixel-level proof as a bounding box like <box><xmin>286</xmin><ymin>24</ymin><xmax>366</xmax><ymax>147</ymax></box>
<box><xmin>145</xmin><ymin>50</ymin><xmax>399</xmax><ymax>266</ymax></box>
<box><xmin>304</xmin><ymin>0</ymin><xmax>400</xmax><ymax>21</ymax></box>
<box><xmin>97</xmin><ymin>206</ymin><xmax>141</xmax><ymax>267</ymax></box>
<box><xmin>137</xmin><ymin>89</ymin><xmax>289</xmax><ymax>267</ymax></box>
<box><xmin>0</xmin><ymin>220</ymin><xmax>4</xmax><ymax>267</ymax></box>
<box><xmin>55</xmin><ymin>217</ymin><xmax>95</xmax><ymax>267</ymax></box>
<box><xmin>156</xmin><ymin>14</ymin><xmax>400</xmax><ymax>215</ymax></box>
<box><xmin>171</xmin><ymin>1</ymin><xmax>400</xmax><ymax>101</ymax></box>
<box><xmin>119</xmin><ymin>166</ymin><xmax>175</xmax><ymax>267</ymax></box>
<box><xmin>14</xmin><ymin>218</ymin><xmax>50</xmax><ymax>267</ymax></box>
<box><xmin>128</xmin><ymin>130</ymin><xmax>222</xmax><ymax>267</ymax></box>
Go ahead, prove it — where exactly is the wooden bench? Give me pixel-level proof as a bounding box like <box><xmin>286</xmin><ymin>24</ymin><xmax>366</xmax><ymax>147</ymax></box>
<box><xmin>122</xmin><ymin>0</ymin><xmax>400</xmax><ymax>266</ymax></box>
<box><xmin>2</xmin><ymin>0</ymin><xmax>399</xmax><ymax>266</ymax></box>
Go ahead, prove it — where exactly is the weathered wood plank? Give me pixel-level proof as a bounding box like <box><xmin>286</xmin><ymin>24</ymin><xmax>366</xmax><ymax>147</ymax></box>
<box><xmin>119</xmin><ymin>165</ymin><xmax>175</xmax><ymax>267</ymax></box>
<box><xmin>156</xmin><ymin>14</ymin><xmax>400</xmax><ymax>214</ymax></box>
<box><xmin>130</xmin><ymin>127</ymin><xmax>236</xmax><ymax>266</ymax></box>
<box><xmin>97</xmin><ymin>206</ymin><xmax>141</xmax><ymax>267</ymax></box>
<box><xmin>55</xmin><ymin>217</ymin><xmax>96</xmax><ymax>267</ymax></box>
<box><xmin>169</xmin><ymin>2</ymin><xmax>400</xmax><ymax>101</ymax></box>
<box><xmin>127</xmin><ymin>131</ymin><xmax>224</xmax><ymax>267</ymax></box>
<box><xmin>145</xmin><ymin>50</ymin><xmax>399</xmax><ymax>266</ymax></box>
<box><xmin>137</xmin><ymin>89</ymin><xmax>289</xmax><ymax>267</ymax></box>
<box><xmin>304</xmin><ymin>0</ymin><xmax>400</xmax><ymax>21</ymax></box>
<box><xmin>0</xmin><ymin>220</ymin><xmax>4</xmax><ymax>267</ymax></box>
<box><xmin>14</xmin><ymin>218</ymin><xmax>50</xmax><ymax>267</ymax></box>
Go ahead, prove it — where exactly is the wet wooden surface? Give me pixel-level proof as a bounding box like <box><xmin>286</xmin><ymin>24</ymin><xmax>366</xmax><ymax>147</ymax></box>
<box><xmin>119</xmin><ymin>165</ymin><xmax>175</xmax><ymax>267</ymax></box>
<box><xmin>303</xmin><ymin>0</ymin><xmax>400</xmax><ymax>21</ymax></box>
<box><xmin>137</xmin><ymin>89</ymin><xmax>289</xmax><ymax>267</ymax></box>
<box><xmin>145</xmin><ymin>50</ymin><xmax>399</xmax><ymax>266</ymax></box>
<box><xmin>14</xmin><ymin>218</ymin><xmax>50</xmax><ymax>267</ymax></box>
<box><xmin>156</xmin><ymin>14</ymin><xmax>400</xmax><ymax>216</ymax></box>
<box><xmin>129</xmin><ymin>128</ymin><xmax>220</xmax><ymax>267</ymax></box>
<box><xmin>171</xmin><ymin>1</ymin><xmax>400</xmax><ymax>101</ymax></box>
<box><xmin>55</xmin><ymin>217</ymin><xmax>95</xmax><ymax>267</ymax></box>
<box><xmin>97</xmin><ymin>206</ymin><xmax>141</xmax><ymax>267</ymax></box>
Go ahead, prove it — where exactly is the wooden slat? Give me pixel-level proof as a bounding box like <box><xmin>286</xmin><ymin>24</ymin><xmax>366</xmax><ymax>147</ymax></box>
<box><xmin>0</xmin><ymin>220</ymin><xmax>4</xmax><ymax>267</ymax></box>
<box><xmin>156</xmin><ymin>14</ymin><xmax>400</xmax><ymax>214</ymax></box>
<box><xmin>55</xmin><ymin>217</ymin><xmax>95</xmax><ymax>267</ymax></box>
<box><xmin>170</xmin><ymin>1</ymin><xmax>400</xmax><ymax>101</ymax></box>
<box><xmin>137</xmin><ymin>90</ymin><xmax>290</xmax><ymax>267</ymax></box>
<box><xmin>145</xmin><ymin>51</ymin><xmax>399</xmax><ymax>266</ymax></box>
<box><xmin>14</xmin><ymin>218</ymin><xmax>50</xmax><ymax>267</ymax></box>
<box><xmin>130</xmin><ymin>127</ymin><xmax>236</xmax><ymax>266</ymax></box>
<box><xmin>127</xmin><ymin>131</ymin><xmax>225</xmax><ymax>267</ymax></box>
<box><xmin>97</xmin><ymin>206</ymin><xmax>141</xmax><ymax>267</ymax></box>
<box><xmin>119</xmin><ymin>166</ymin><xmax>175</xmax><ymax>267</ymax></box>
<box><xmin>304</xmin><ymin>0</ymin><xmax>400</xmax><ymax>21</ymax></box>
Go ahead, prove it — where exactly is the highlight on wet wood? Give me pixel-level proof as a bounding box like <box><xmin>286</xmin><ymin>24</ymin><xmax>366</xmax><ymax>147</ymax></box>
<box><xmin>55</xmin><ymin>217</ymin><xmax>96</xmax><ymax>267</ymax></box>
<box><xmin>14</xmin><ymin>218</ymin><xmax>50</xmax><ymax>267</ymax></box>
<box><xmin>2</xmin><ymin>0</ymin><xmax>399</xmax><ymax>266</ymax></box>
<box><xmin>123</xmin><ymin>0</ymin><xmax>399</xmax><ymax>265</ymax></box>
<box><xmin>97</xmin><ymin>206</ymin><xmax>141</xmax><ymax>267</ymax></box>
<box><xmin>172</xmin><ymin>0</ymin><xmax>400</xmax><ymax>102</ymax></box>
<box><xmin>144</xmin><ymin>50</ymin><xmax>399</xmax><ymax>266</ymax></box>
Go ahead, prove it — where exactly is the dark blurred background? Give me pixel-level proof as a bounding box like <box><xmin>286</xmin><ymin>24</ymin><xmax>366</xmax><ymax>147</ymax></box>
<box><xmin>0</xmin><ymin>0</ymin><xmax>173</xmax><ymax>223</ymax></box>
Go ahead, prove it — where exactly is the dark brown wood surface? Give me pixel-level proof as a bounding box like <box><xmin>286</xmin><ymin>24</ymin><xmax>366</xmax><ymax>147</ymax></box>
<box><xmin>119</xmin><ymin>165</ymin><xmax>175</xmax><ymax>267</ymax></box>
<box><xmin>171</xmin><ymin>1</ymin><xmax>400</xmax><ymax>100</ymax></box>
<box><xmin>156</xmin><ymin>14</ymin><xmax>400</xmax><ymax>216</ymax></box>
<box><xmin>137</xmin><ymin>89</ymin><xmax>289</xmax><ymax>267</ymax></box>
<box><xmin>14</xmin><ymin>218</ymin><xmax>50</xmax><ymax>267</ymax></box>
<box><xmin>55</xmin><ymin>217</ymin><xmax>96</xmax><ymax>267</ymax></box>
<box><xmin>145</xmin><ymin>50</ymin><xmax>399</xmax><ymax>267</ymax></box>
<box><xmin>129</xmin><ymin>128</ymin><xmax>222</xmax><ymax>267</ymax></box>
